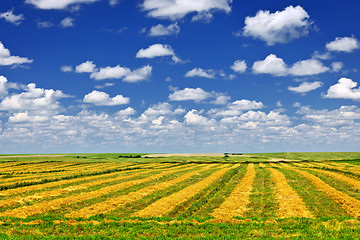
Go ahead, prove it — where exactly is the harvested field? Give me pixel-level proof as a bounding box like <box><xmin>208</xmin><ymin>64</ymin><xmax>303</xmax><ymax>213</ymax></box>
<box><xmin>0</xmin><ymin>155</ymin><xmax>360</xmax><ymax>239</ymax></box>
<box><xmin>290</xmin><ymin>168</ymin><xmax>360</xmax><ymax>218</ymax></box>
<box><xmin>269</xmin><ymin>168</ymin><xmax>312</xmax><ymax>218</ymax></box>
<box><xmin>67</xmin><ymin>164</ymin><xmax>213</xmax><ymax>218</ymax></box>
<box><xmin>134</xmin><ymin>165</ymin><xmax>237</xmax><ymax>217</ymax></box>
<box><xmin>211</xmin><ymin>163</ymin><xmax>255</xmax><ymax>219</ymax></box>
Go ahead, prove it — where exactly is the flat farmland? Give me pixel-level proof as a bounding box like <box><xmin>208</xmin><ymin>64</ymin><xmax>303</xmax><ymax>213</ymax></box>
<box><xmin>0</xmin><ymin>153</ymin><xmax>360</xmax><ymax>239</ymax></box>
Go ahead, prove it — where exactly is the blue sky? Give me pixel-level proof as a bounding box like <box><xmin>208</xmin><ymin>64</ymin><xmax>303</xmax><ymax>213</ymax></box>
<box><xmin>0</xmin><ymin>0</ymin><xmax>360</xmax><ymax>153</ymax></box>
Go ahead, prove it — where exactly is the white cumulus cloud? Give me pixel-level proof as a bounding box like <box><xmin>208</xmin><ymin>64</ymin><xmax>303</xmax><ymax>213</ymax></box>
<box><xmin>25</xmin><ymin>0</ymin><xmax>99</xmax><ymax>10</ymax></box>
<box><xmin>75</xmin><ymin>61</ymin><xmax>96</xmax><ymax>73</ymax></box>
<box><xmin>90</xmin><ymin>65</ymin><xmax>151</xmax><ymax>82</ymax></box>
<box><xmin>230</xmin><ymin>60</ymin><xmax>247</xmax><ymax>73</ymax></box>
<box><xmin>90</xmin><ymin>65</ymin><xmax>129</xmax><ymax>80</ymax></box>
<box><xmin>0</xmin><ymin>42</ymin><xmax>33</xmax><ymax>66</ymax></box>
<box><xmin>288</xmin><ymin>81</ymin><xmax>323</xmax><ymax>94</ymax></box>
<box><xmin>252</xmin><ymin>54</ymin><xmax>288</xmax><ymax>76</ymax></box>
<box><xmin>0</xmin><ymin>83</ymin><xmax>69</xmax><ymax>112</ymax></box>
<box><xmin>0</xmin><ymin>76</ymin><xmax>9</xmax><ymax>98</ymax></box>
<box><xmin>169</xmin><ymin>87</ymin><xmax>212</xmax><ymax>102</ymax></box>
<box><xmin>228</xmin><ymin>99</ymin><xmax>264</xmax><ymax>111</ymax></box>
<box><xmin>185</xmin><ymin>68</ymin><xmax>216</xmax><ymax>79</ymax></box>
<box><xmin>149</xmin><ymin>22</ymin><xmax>180</xmax><ymax>36</ymax></box>
<box><xmin>326</xmin><ymin>37</ymin><xmax>360</xmax><ymax>53</ymax></box>
<box><xmin>243</xmin><ymin>5</ymin><xmax>311</xmax><ymax>45</ymax></box>
<box><xmin>83</xmin><ymin>90</ymin><xmax>130</xmax><ymax>106</ymax></box>
<box><xmin>0</xmin><ymin>9</ymin><xmax>24</xmax><ymax>26</ymax></box>
<box><xmin>123</xmin><ymin>65</ymin><xmax>152</xmax><ymax>83</ymax></box>
<box><xmin>288</xmin><ymin>59</ymin><xmax>329</xmax><ymax>76</ymax></box>
<box><xmin>252</xmin><ymin>54</ymin><xmax>329</xmax><ymax>76</ymax></box>
<box><xmin>143</xmin><ymin>102</ymin><xmax>185</xmax><ymax>116</ymax></box>
<box><xmin>9</xmin><ymin>112</ymin><xmax>49</xmax><ymax>123</ymax></box>
<box><xmin>324</xmin><ymin>78</ymin><xmax>360</xmax><ymax>100</ymax></box>
<box><xmin>136</xmin><ymin>44</ymin><xmax>182</xmax><ymax>63</ymax></box>
<box><xmin>136</xmin><ymin>44</ymin><xmax>174</xmax><ymax>58</ymax></box>
<box><xmin>73</xmin><ymin>61</ymin><xmax>152</xmax><ymax>83</ymax></box>
<box><xmin>141</xmin><ymin>0</ymin><xmax>232</xmax><ymax>21</ymax></box>
<box><xmin>185</xmin><ymin>109</ymin><xmax>215</xmax><ymax>126</ymax></box>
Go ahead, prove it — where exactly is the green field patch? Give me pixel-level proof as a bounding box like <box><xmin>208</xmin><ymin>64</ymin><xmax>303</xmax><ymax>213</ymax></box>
<box><xmin>0</xmin><ymin>218</ymin><xmax>359</xmax><ymax>239</ymax></box>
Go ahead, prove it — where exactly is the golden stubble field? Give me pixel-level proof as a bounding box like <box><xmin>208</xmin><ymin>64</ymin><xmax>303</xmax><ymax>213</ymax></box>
<box><xmin>0</xmin><ymin>153</ymin><xmax>360</xmax><ymax>239</ymax></box>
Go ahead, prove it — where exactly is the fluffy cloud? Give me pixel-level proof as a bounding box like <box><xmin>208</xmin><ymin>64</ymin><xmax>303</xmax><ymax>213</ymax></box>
<box><xmin>90</xmin><ymin>65</ymin><xmax>151</xmax><ymax>82</ymax></box>
<box><xmin>143</xmin><ymin>102</ymin><xmax>185</xmax><ymax>116</ymax></box>
<box><xmin>8</xmin><ymin>112</ymin><xmax>49</xmax><ymax>123</ymax></box>
<box><xmin>228</xmin><ymin>99</ymin><xmax>265</xmax><ymax>110</ymax></box>
<box><xmin>243</xmin><ymin>5</ymin><xmax>311</xmax><ymax>45</ymax></box>
<box><xmin>209</xmin><ymin>99</ymin><xmax>264</xmax><ymax>117</ymax></box>
<box><xmin>75</xmin><ymin>61</ymin><xmax>96</xmax><ymax>73</ymax></box>
<box><xmin>324</xmin><ymin>78</ymin><xmax>360</xmax><ymax>100</ymax></box>
<box><xmin>0</xmin><ymin>83</ymin><xmax>69</xmax><ymax>112</ymax></box>
<box><xmin>83</xmin><ymin>90</ymin><xmax>130</xmax><ymax>106</ymax></box>
<box><xmin>288</xmin><ymin>81</ymin><xmax>323</xmax><ymax>94</ymax></box>
<box><xmin>136</xmin><ymin>44</ymin><xmax>174</xmax><ymax>58</ymax></box>
<box><xmin>326</xmin><ymin>37</ymin><xmax>360</xmax><ymax>53</ymax></box>
<box><xmin>296</xmin><ymin>105</ymin><xmax>360</xmax><ymax>126</ymax></box>
<box><xmin>252</xmin><ymin>54</ymin><xmax>288</xmax><ymax>76</ymax></box>
<box><xmin>230</xmin><ymin>60</ymin><xmax>247</xmax><ymax>73</ymax></box>
<box><xmin>252</xmin><ymin>54</ymin><xmax>329</xmax><ymax>76</ymax></box>
<box><xmin>149</xmin><ymin>23</ymin><xmax>180</xmax><ymax>36</ymax></box>
<box><xmin>0</xmin><ymin>42</ymin><xmax>33</xmax><ymax>66</ymax></box>
<box><xmin>0</xmin><ymin>9</ymin><xmax>24</xmax><ymax>26</ymax></box>
<box><xmin>0</xmin><ymin>76</ymin><xmax>8</xmax><ymax>98</ymax></box>
<box><xmin>169</xmin><ymin>88</ymin><xmax>212</xmax><ymax>102</ymax></box>
<box><xmin>90</xmin><ymin>65</ymin><xmax>128</xmax><ymax>79</ymax></box>
<box><xmin>136</xmin><ymin>44</ymin><xmax>182</xmax><ymax>63</ymax></box>
<box><xmin>220</xmin><ymin>110</ymin><xmax>289</xmax><ymax>127</ymax></box>
<box><xmin>123</xmin><ymin>65</ymin><xmax>152</xmax><ymax>83</ymax></box>
<box><xmin>59</xmin><ymin>17</ymin><xmax>74</xmax><ymax>28</ymax></box>
<box><xmin>25</xmin><ymin>0</ymin><xmax>99</xmax><ymax>10</ymax></box>
<box><xmin>73</xmin><ymin>61</ymin><xmax>152</xmax><ymax>82</ymax></box>
<box><xmin>0</xmin><ymin>76</ymin><xmax>24</xmax><ymax>99</ymax></box>
<box><xmin>116</xmin><ymin>107</ymin><xmax>136</xmax><ymax>117</ymax></box>
<box><xmin>141</xmin><ymin>0</ymin><xmax>232</xmax><ymax>21</ymax></box>
<box><xmin>288</xmin><ymin>59</ymin><xmax>329</xmax><ymax>76</ymax></box>
<box><xmin>169</xmin><ymin>87</ymin><xmax>230</xmax><ymax>104</ymax></box>
<box><xmin>184</xmin><ymin>109</ymin><xmax>215</xmax><ymax>126</ymax></box>
<box><xmin>185</xmin><ymin>68</ymin><xmax>216</xmax><ymax>78</ymax></box>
